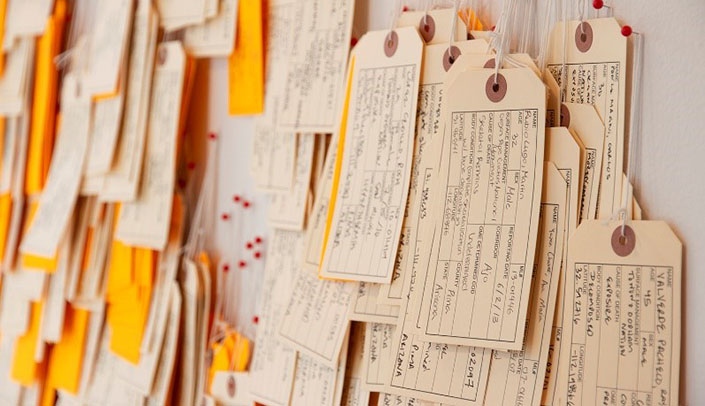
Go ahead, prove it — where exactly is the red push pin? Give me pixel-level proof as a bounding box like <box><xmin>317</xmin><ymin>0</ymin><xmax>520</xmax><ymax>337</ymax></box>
<box><xmin>252</xmin><ymin>315</ymin><xmax>259</xmax><ymax>324</ymax></box>
<box><xmin>208</xmin><ymin>132</ymin><xmax>217</xmax><ymax>140</ymax></box>
<box><xmin>187</xmin><ymin>161</ymin><xmax>196</xmax><ymax>170</ymax></box>
<box><xmin>222</xmin><ymin>263</ymin><xmax>230</xmax><ymax>272</ymax></box>
<box><xmin>221</xmin><ymin>212</ymin><xmax>230</xmax><ymax>221</ymax></box>
<box><xmin>233</xmin><ymin>194</ymin><xmax>241</xmax><ymax>203</ymax></box>
<box><xmin>254</xmin><ymin>236</ymin><xmax>263</xmax><ymax>244</ymax></box>
<box><xmin>238</xmin><ymin>260</ymin><xmax>247</xmax><ymax>269</ymax></box>
<box><xmin>242</xmin><ymin>201</ymin><xmax>251</xmax><ymax>209</ymax></box>
<box><xmin>253</xmin><ymin>251</ymin><xmax>262</xmax><ymax>259</ymax></box>
<box><xmin>621</xmin><ymin>25</ymin><xmax>633</xmax><ymax>37</ymax></box>
<box><xmin>402</xmin><ymin>5</ymin><xmax>409</xmax><ymax>12</ymax></box>
<box><xmin>177</xmin><ymin>178</ymin><xmax>186</xmax><ymax>189</ymax></box>
<box><xmin>350</xmin><ymin>37</ymin><xmax>358</xmax><ymax>47</ymax></box>
<box><xmin>246</xmin><ymin>241</ymin><xmax>254</xmax><ymax>250</ymax></box>
<box><xmin>592</xmin><ymin>0</ymin><xmax>604</xmax><ymax>9</ymax></box>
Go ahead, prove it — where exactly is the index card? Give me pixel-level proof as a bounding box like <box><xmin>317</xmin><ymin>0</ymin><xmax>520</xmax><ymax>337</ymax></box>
<box><xmin>157</xmin><ymin>0</ymin><xmax>206</xmax><ymax>31</ymax></box>
<box><xmin>319</xmin><ymin>26</ymin><xmax>423</xmax><ymax>283</ymax></box>
<box><xmin>548</xmin><ymin>18</ymin><xmax>627</xmax><ymax>220</ymax></box>
<box><xmin>291</xmin><ymin>332</ymin><xmax>349</xmax><ymax>406</ymax></box>
<box><xmin>349</xmin><ymin>282</ymin><xmax>400</xmax><ymax>323</ymax></box>
<box><xmin>554</xmin><ymin>221</ymin><xmax>681</xmax><ymax>405</ymax></box>
<box><xmin>0</xmin><ymin>38</ymin><xmax>33</xmax><ymax>116</ymax></box>
<box><xmin>3</xmin><ymin>0</ymin><xmax>54</xmax><ymax>39</ymax></box>
<box><xmin>361</xmin><ymin>322</ymin><xmax>396</xmax><ymax>393</ymax></box>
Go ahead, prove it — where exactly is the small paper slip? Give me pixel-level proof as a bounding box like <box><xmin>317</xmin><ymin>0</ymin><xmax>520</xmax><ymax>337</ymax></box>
<box><xmin>20</xmin><ymin>74</ymin><xmax>91</xmax><ymax>259</ymax></box>
<box><xmin>341</xmin><ymin>322</ymin><xmax>371</xmax><ymax>406</ymax></box>
<box><xmin>268</xmin><ymin>133</ymin><xmax>316</xmax><ymax>230</ymax></box>
<box><xmin>546</xmin><ymin>127</ymin><xmax>581</xmax><ymax>234</ymax></box>
<box><xmin>319</xmin><ymin>26</ymin><xmax>423</xmax><ymax>283</ymax></box>
<box><xmin>415</xmin><ymin>66</ymin><xmax>546</xmax><ymax>350</ymax></box>
<box><xmin>554</xmin><ymin>220</ymin><xmax>681</xmax><ymax>405</ymax></box>
<box><xmin>276</xmin><ymin>0</ymin><xmax>354</xmax><ymax>133</ymax></box>
<box><xmin>548</xmin><ymin>18</ymin><xmax>627</xmax><ymax>220</ymax></box>
<box><xmin>146</xmin><ymin>282</ymin><xmax>181</xmax><ymax>406</ymax></box>
<box><xmin>83</xmin><ymin>0</ymin><xmax>132</xmax><ymax>96</ymax></box>
<box><xmin>279</xmin><ymin>266</ymin><xmax>354</xmax><ymax>366</ymax></box>
<box><xmin>100</xmin><ymin>2</ymin><xmax>158</xmax><ymax>202</ymax></box>
<box><xmin>116</xmin><ymin>41</ymin><xmax>185</xmax><ymax>250</ymax></box>
<box><xmin>249</xmin><ymin>230</ymin><xmax>301</xmax><ymax>406</ymax></box>
<box><xmin>561</xmin><ymin>102</ymin><xmax>605</xmax><ymax>223</ymax></box>
<box><xmin>484</xmin><ymin>163</ymin><xmax>567</xmax><ymax>406</ymax></box>
<box><xmin>184</xmin><ymin>0</ymin><xmax>239</xmax><ymax>57</ymax></box>
<box><xmin>349</xmin><ymin>282</ymin><xmax>399</xmax><ymax>323</ymax></box>
<box><xmin>379</xmin><ymin>40</ymin><xmax>490</xmax><ymax>306</ymax></box>
<box><xmin>378</xmin><ymin>393</ymin><xmax>437</xmax><ymax>406</ymax></box>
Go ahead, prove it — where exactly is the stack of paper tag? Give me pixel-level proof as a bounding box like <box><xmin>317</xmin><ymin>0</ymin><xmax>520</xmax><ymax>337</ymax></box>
<box><xmin>0</xmin><ymin>1</ymin><xmax>684</xmax><ymax>406</ymax></box>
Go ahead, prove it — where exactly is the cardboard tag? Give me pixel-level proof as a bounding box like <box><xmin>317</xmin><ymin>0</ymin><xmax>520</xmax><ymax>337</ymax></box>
<box><xmin>319</xmin><ymin>26</ymin><xmax>423</xmax><ymax>283</ymax></box>
<box><xmin>276</xmin><ymin>0</ymin><xmax>354</xmax><ymax>133</ymax></box>
<box><xmin>548</xmin><ymin>18</ymin><xmax>627</xmax><ymax>220</ymax></box>
<box><xmin>416</xmin><ymin>65</ymin><xmax>546</xmax><ymax>350</ymax></box>
<box><xmin>116</xmin><ymin>41</ymin><xmax>185</xmax><ymax>250</ymax></box>
<box><xmin>184</xmin><ymin>0</ymin><xmax>239</xmax><ymax>57</ymax></box>
<box><xmin>554</xmin><ymin>220</ymin><xmax>681</xmax><ymax>405</ymax></box>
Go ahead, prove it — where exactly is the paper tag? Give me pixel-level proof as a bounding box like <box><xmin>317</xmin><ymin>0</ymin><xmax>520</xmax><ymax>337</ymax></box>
<box><xmin>3</xmin><ymin>0</ymin><xmax>54</xmax><ymax>39</ymax></box>
<box><xmin>379</xmin><ymin>40</ymin><xmax>490</xmax><ymax>305</ymax></box>
<box><xmin>484</xmin><ymin>163</ymin><xmax>567</xmax><ymax>406</ymax></box>
<box><xmin>21</xmin><ymin>74</ymin><xmax>91</xmax><ymax>258</ymax></box>
<box><xmin>562</xmin><ymin>102</ymin><xmax>605</xmax><ymax>223</ymax></box>
<box><xmin>85</xmin><ymin>68</ymin><xmax>127</xmax><ymax>177</ymax></box>
<box><xmin>276</xmin><ymin>0</ymin><xmax>354</xmax><ymax>133</ymax></box>
<box><xmin>396</xmin><ymin>8</ymin><xmax>467</xmax><ymax>45</ymax></box>
<box><xmin>268</xmin><ymin>133</ymin><xmax>315</xmax><ymax>230</ymax></box>
<box><xmin>0</xmin><ymin>38</ymin><xmax>34</xmax><ymax>117</ymax></box>
<box><xmin>555</xmin><ymin>220</ymin><xmax>681</xmax><ymax>405</ymax></box>
<box><xmin>249</xmin><ymin>230</ymin><xmax>300</xmax><ymax>406</ymax></box>
<box><xmin>319</xmin><ymin>26</ymin><xmax>423</xmax><ymax>283</ymax></box>
<box><xmin>210</xmin><ymin>371</ymin><xmax>253</xmax><ymax>406</ymax></box>
<box><xmin>279</xmin><ymin>267</ymin><xmax>354</xmax><ymax>366</ymax></box>
<box><xmin>228</xmin><ymin>0</ymin><xmax>264</xmax><ymax>115</ymax></box>
<box><xmin>157</xmin><ymin>0</ymin><xmax>206</xmax><ymax>31</ymax></box>
<box><xmin>546</xmin><ymin>127</ymin><xmax>581</xmax><ymax>233</ymax></box>
<box><xmin>548</xmin><ymin>18</ymin><xmax>627</xmax><ymax>220</ymax></box>
<box><xmin>146</xmin><ymin>282</ymin><xmax>182</xmax><ymax>405</ymax></box>
<box><xmin>184</xmin><ymin>0</ymin><xmax>239</xmax><ymax>57</ymax></box>
<box><xmin>100</xmin><ymin>3</ymin><xmax>158</xmax><ymax>202</ymax></box>
<box><xmin>84</xmin><ymin>0</ymin><xmax>132</xmax><ymax>96</ymax></box>
<box><xmin>291</xmin><ymin>339</ymin><xmax>349</xmax><ymax>406</ymax></box>
<box><xmin>116</xmin><ymin>41</ymin><xmax>185</xmax><ymax>250</ymax></box>
<box><xmin>415</xmin><ymin>66</ymin><xmax>546</xmax><ymax>350</ymax></box>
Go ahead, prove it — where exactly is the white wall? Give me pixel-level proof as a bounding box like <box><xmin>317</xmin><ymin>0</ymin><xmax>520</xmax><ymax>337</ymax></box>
<box><xmin>204</xmin><ymin>1</ymin><xmax>705</xmax><ymax>403</ymax></box>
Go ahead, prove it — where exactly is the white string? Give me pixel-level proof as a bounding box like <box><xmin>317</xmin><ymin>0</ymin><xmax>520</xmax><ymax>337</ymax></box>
<box><xmin>388</xmin><ymin>0</ymin><xmax>403</xmax><ymax>35</ymax></box>
<box><xmin>560</xmin><ymin>0</ymin><xmax>568</xmax><ymax>102</ymax></box>
<box><xmin>621</xmin><ymin>32</ymin><xmax>644</xmax><ymax>236</ymax></box>
<box><xmin>536</xmin><ymin>0</ymin><xmax>555</xmax><ymax>71</ymax></box>
<box><xmin>448</xmin><ymin>0</ymin><xmax>461</xmax><ymax>53</ymax></box>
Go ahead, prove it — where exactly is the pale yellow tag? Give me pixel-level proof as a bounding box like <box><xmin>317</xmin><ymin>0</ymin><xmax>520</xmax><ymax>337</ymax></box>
<box><xmin>548</xmin><ymin>18</ymin><xmax>627</xmax><ymax>220</ymax></box>
<box><xmin>416</xmin><ymin>66</ymin><xmax>546</xmax><ymax>350</ymax></box>
<box><xmin>485</xmin><ymin>162</ymin><xmax>567</xmax><ymax>406</ymax></box>
<box><xmin>397</xmin><ymin>8</ymin><xmax>467</xmax><ymax>44</ymax></box>
<box><xmin>318</xmin><ymin>26</ymin><xmax>423</xmax><ymax>283</ymax></box>
<box><xmin>555</xmin><ymin>220</ymin><xmax>681</xmax><ymax>405</ymax></box>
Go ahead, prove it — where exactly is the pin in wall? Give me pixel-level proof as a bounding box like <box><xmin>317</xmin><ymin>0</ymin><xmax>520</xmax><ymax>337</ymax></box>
<box><xmin>222</xmin><ymin>263</ymin><xmax>230</xmax><ymax>272</ymax></box>
<box><xmin>252</xmin><ymin>315</ymin><xmax>259</xmax><ymax>324</ymax></box>
<box><xmin>208</xmin><ymin>132</ymin><xmax>217</xmax><ymax>140</ymax></box>
<box><xmin>621</xmin><ymin>25</ymin><xmax>633</xmax><ymax>37</ymax></box>
<box><xmin>232</xmin><ymin>194</ymin><xmax>241</xmax><ymax>203</ymax></box>
<box><xmin>238</xmin><ymin>260</ymin><xmax>247</xmax><ymax>269</ymax></box>
<box><xmin>245</xmin><ymin>241</ymin><xmax>253</xmax><ymax>250</ymax></box>
<box><xmin>254</xmin><ymin>236</ymin><xmax>263</xmax><ymax>244</ymax></box>
<box><xmin>187</xmin><ymin>161</ymin><xmax>196</xmax><ymax>170</ymax></box>
<box><xmin>350</xmin><ymin>37</ymin><xmax>358</xmax><ymax>47</ymax></box>
<box><xmin>221</xmin><ymin>212</ymin><xmax>230</xmax><ymax>221</ymax></box>
<box><xmin>253</xmin><ymin>251</ymin><xmax>262</xmax><ymax>260</ymax></box>
<box><xmin>242</xmin><ymin>200</ymin><xmax>251</xmax><ymax>209</ymax></box>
